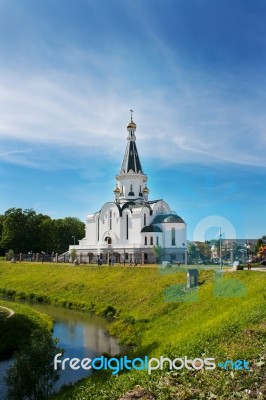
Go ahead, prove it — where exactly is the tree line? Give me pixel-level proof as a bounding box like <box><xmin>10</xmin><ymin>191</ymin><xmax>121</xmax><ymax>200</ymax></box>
<box><xmin>0</xmin><ymin>208</ymin><xmax>85</xmax><ymax>256</ymax></box>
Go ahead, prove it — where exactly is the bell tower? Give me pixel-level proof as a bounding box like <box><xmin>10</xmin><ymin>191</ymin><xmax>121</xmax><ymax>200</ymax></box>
<box><xmin>114</xmin><ymin>111</ymin><xmax>149</xmax><ymax>203</ymax></box>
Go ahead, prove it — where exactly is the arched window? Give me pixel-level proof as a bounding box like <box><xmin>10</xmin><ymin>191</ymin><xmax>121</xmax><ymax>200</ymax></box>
<box><xmin>128</xmin><ymin>184</ymin><xmax>134</xmax><ymax>196</ymax></box>
<box><xmin>109</xmin><ymin>211</ymin><xmax>112</xmax><ymax>230</ymax></box>
<box><xmin>144</xmin><ymin>213</ymin><xmax>146</xmax><ymax>226</ymax></box>
<box><xmin>150</xmin><ymin>236</ymin><xmax>153</xmax><ymax>245</ymax></box>
<box><xmin>126</xmin><ymin>214</ymin><xmax>129</xmax><ymax>240</ymax></box>
<box><xmin>171</xmin><ymin>228</ymin><xmax>176</xmax><ymax>246</ymax></box>
<box><xmin>97</xmin><ymin>217</ymin><xmax>99</xmax><ymax>241</ymax></box>
<box><xmin>144</xmin><ymin>236</ymin><xmax>147</xmax><ymax>245</ymax></box>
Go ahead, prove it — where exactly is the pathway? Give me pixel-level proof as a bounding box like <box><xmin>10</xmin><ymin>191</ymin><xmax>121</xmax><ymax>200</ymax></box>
<box><xmin>0</xmin><ymin>306</ymin><xmax>15</xmax><ymax>319</ymax></box>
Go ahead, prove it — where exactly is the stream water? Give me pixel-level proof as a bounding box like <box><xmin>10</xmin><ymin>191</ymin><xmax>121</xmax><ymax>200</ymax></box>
<box><xmin>0</xmin><ymin>300</ymin><xmax>124</xmax><ymax>398</ymax></box>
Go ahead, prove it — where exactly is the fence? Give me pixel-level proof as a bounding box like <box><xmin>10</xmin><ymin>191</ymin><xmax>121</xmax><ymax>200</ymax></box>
<box><xmin>5</xmin><ymin>252</ymin><xmax>70</xmax><ymax>263</ymax></box>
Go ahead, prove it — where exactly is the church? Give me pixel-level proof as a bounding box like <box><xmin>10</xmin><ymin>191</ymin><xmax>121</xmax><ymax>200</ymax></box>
<box><xmin>69</xmin><ymin>114</ymin><xmax>187</xmax><ymax>264</ymax></box>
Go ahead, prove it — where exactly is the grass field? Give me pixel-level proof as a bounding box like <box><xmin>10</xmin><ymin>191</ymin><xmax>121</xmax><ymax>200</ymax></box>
<box><xmin>0</xmin><ymin>261</ymin><xmax>265</xmax><ymax>399</ymax></box>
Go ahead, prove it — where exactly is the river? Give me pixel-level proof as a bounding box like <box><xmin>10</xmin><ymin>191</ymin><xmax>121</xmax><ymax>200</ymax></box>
<box><xmin>0</xmin><ymin>300</ymin><xmax>125</xmax><ymax>398</ymax></box>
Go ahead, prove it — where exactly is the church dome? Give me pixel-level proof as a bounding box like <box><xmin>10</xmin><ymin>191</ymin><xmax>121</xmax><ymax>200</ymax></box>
<box><xmin>141</xmin><ymin>225</ymin><xmax>163</xmax><ymax>233</ymax></box>
<box><xmin>113</xmin><ymin>186</ymin><xmax>120</xmax><ymax>193</ymax></box>
<box><xmin>127</xmin><ymin>121</ymin><xmax>136</xmax><ymax>129</ymax></box>
<box><xmin>153</xmin><ymin>214</ymin><xmax>185</xmax><ymax>224</ymax></box>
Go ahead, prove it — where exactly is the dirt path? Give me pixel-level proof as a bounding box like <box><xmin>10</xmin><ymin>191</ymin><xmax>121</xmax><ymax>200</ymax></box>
<box><xmin>0</xmin><ymin>306</ymin><xmax>15</xmax><ymax>319</ymax></box>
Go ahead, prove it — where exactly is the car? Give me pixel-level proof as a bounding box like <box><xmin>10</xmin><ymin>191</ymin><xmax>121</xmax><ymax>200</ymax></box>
<box><xmin>260</xmin><ymin>260</ymin><xmax>266</xmax><ymax>266</ymax></box>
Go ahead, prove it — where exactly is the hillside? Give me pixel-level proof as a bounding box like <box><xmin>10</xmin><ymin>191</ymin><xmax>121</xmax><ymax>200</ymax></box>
<box><xmin>0</xmin><ymin>262</ymin><xmax>265</xmax><ymax>399</ymax></box>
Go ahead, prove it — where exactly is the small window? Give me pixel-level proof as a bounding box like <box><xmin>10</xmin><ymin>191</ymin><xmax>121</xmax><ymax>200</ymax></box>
<box><xmin>109</xmin><ymin>211</ymin><xmax>112</xmax><ymax>230</ymax></box>
<box><xmin>171</xmin><ymin>228</ymin><xmax>175</xmax><ymax>246</ymax></box>
<box><xmin>144</xmin><ymin>213</ymin><xmax>146</xmax><ymax>226</ymax></box>
<box><xmin>150</xmin><ymin>236</ymin><xmax>153</xmax><ymax>245</ymax></box>
<box><xmin>144</xmin><ymin>236</ymin><xmax>147</xmax><ymax>245</ymax></box>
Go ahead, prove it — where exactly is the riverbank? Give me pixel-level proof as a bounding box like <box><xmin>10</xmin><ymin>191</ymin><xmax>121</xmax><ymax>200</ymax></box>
<box><xmin>0</xmin><ymin>299</ymin><xmax>52</xmax><ymax>359</ymax></box>
<box><xmin>0</xmin><ymin>305</ymin><xmax>14</xmax><ymax>319</ymax></box>
<box><xmin>0</xmin><ymin>261</ymin><xmax>266</xmax><ymax>398</ymax></box>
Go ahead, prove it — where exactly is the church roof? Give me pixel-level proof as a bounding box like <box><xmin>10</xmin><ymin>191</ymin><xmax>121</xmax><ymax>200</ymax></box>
<box><xmin>120</xmin><ymin>116</ymin><xmax>144</xmax><ymax>174</ymax></box>
<box><xmin>141</xmin><ymin>225</ymin><xmax>163</xmax><ymax>233</ymax></box>
<box><xmin>153</xmin><ymin>214</ymin><xmax>185</xmax><ymax>224</ymax></box>
<box><xmin>120</xmin><ymin>140</ymin><xmax>143</xmax><ymax>174</ymax></box>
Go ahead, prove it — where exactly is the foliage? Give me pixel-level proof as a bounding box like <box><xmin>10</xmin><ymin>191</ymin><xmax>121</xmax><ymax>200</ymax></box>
<box><xmin>5</xmin><ymin>329</ymin><xmax>60</xmax><ymax>400</ymax></box>
<box><xmin>255</xmin><ymin>235</ymin><xmax>266</xmax><ymax>257</ymax></box>
<box><xmin>188</xmin><ymin>243</ymin><xmax>198</xmax><ymax>262</ymax></box>
<box><xmin>0</xmin><ymin>300</ymin><xmax>52</xmax><ymax>359</ymax></box>
<box><xmin>194</xmin><ymin>241</ymin><xmax>211</xmax><ymax>261</ymax></box>
<box><xmin>152</xmin><ymin>245</ymin><xmax>165</xmax><ymax>263</ymax></box>
<box><xmin>0</xmin><ymin>208</ymin><xmax>85</xmax><ymax>255</ymax></box>
<box><xmin>70</xmin><ymin>248</ymin><xmax>77</xmax><ymax>262</ymax></box>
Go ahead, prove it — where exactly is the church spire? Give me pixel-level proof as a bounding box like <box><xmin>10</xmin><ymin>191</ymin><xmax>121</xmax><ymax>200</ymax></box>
<box><xmin>115</xmin><ymin>112</ymin><xmax>148</xmax><ymax>203</ymax></box>
<box><xmin>120</xmin><ymin>111</ymin><xmax>143</xmax><ymax>174</ymax></box>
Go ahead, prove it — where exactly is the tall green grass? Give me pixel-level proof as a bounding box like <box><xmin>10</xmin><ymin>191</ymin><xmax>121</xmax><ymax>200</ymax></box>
<box><xmin>0</xmin><ymin>261</ymin><xmax>265</xmax><ymax>399</ymax></box>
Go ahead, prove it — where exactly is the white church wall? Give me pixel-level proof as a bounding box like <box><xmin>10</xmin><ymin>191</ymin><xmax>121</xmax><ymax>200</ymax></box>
<box><xmin>68</xmin><ymin>117</ymin><xmax>187</xmax><ymax>263</ymax></box>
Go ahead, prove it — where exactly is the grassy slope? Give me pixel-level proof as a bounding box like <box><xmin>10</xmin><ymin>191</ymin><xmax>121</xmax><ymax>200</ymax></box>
<box><xmin>0</xmin><ymin>262</ymin><xmax>266</xmax><ymax>399</ymax></box>
<box><xmin>0</xmin><ymin>299</ymin><xmax>52</xmax><ymax>359</ymax></box>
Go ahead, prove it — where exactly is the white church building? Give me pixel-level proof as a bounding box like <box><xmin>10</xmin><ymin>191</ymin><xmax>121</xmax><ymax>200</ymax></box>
<box><xmin>69</xmin><ymin>115</ymin><xmax>187</xmax><ymax>264</ymax></box>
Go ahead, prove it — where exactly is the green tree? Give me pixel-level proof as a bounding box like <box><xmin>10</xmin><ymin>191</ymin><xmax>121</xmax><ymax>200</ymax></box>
<box><xmin>152</xmin><ymin>245</ymin><xmax>165</xmax><ymax>263</ymax></box>
<box><xmin>0</xmin><ymin>208</ymin><xmax>28</xmax><ymax>253</ymax></box>
<box><xmin>39</xmin><ymin>217</ymin><xmax>56</xmax><ymax>254</ymax></box>
<box><xmin>195</xmin><ymin>241</ymin><xmax>211</xmax><ymax>261</ymax></box>
<box><xmin>188</xmin><ymin>243</ymin><xmax>198</xmax><ymax>263</ymax></box>
<box><xmin>5</xmin><ymin>329</ymin><xmax>60</xmax><ymax>400</ymax></box>
<box><xmin>53</xmin><ymin>217</ymin><xmax>85</xmax><ymax>253</ymax></box>
<box><xmin>255</xmin><ymin>235</ymin><xmax>266</xmax><ymax>254</ymax></box>
<box><xmin>0</xmin><ymin>214</ymin><xmax>5</xmax><ymax>255</ymax></box>
<box><xmin>0</xmin><ymin>208</ymin><xmax>85</xmax><ymax>255</ymax></box>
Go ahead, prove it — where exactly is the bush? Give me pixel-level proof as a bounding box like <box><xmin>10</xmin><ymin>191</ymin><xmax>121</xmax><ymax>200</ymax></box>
<box><xmin>5</xmin><ymin>329</ymin><xmax>60</xmax><ymax>400</ymax></box>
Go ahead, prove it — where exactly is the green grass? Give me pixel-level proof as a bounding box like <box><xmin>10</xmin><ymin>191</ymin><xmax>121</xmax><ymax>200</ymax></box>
<box><xmin>0</xmin><ymin>261</ymin><xmax>266</xmax><ymax>399</ymax></box>
<box><xmin>0</xmin><ymin>299</ymin><xmax>52</xmax><ymax>359</ymax></box>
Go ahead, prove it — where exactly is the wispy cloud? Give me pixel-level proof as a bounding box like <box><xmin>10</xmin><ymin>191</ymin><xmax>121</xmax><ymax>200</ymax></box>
<box><xmin>1</xmin><ymin>63</ymin><xmax>266</xmax><ymax>170</ymax></box>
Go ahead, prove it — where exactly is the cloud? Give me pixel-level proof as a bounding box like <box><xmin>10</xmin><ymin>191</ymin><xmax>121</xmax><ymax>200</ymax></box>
<box><xmin>0</xmin><ymin>37</ymin><xmax>266</xmax><ymax>171</ymax></box>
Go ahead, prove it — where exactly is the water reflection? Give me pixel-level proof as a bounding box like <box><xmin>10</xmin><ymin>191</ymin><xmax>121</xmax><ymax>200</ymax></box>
<box><xmin>0</xmin><ymin>301</ymin><xmax>124</xmax><ymax>397</ymax></box>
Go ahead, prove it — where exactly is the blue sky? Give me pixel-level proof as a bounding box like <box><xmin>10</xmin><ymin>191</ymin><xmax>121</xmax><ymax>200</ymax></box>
<box><xmin>0</xmin><ymin>0</ymin><xmax>265</xmax><ymax>241</ymax></box>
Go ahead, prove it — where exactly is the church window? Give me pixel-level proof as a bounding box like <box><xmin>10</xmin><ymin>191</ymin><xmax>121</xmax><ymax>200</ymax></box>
<box><xmin>144</xmin><ymin>213</ymin><xmax>146</xmax><ymax>226</ymax></box>
<box><xmin>171</xmin><ymin>228</ymin><xmax>176</xmax><ymax>245</ymax></box>
<box><xmin>156</xmin><ymin>236</ymin><xmax>159</xmax><ymax>245</ymax></box>
<box><xmin>150</xmin><ymin>236</ymin><xmax>153</xmax><ymax>245</ymax></box>
<box><xmin>144</xmin><ymin>236</ymin><xmax>147</xmax><ymax>245</ymax></box>
<box><xmin>128</xmin><ymin>184</ymin><xmax>134</xmax><ymax>196</ymax></box>
<box><xmin>126</xmin><ymin>214</ymin><xmax>129</xmax><ymax>240</ymax></box>
<box><xmin>109</xmin><ymin>211</ymin><xmax>112</xmax><ymax>230</ymax></box>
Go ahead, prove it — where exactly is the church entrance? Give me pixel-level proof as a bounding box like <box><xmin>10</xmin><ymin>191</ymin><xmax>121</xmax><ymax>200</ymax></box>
<box><xmin>105</xmin><ymin>237</ymin><xmax>112</xmax><ymax>245</ymax></box>
<box><xmin>87</xmin><ymin>253</ymin><xmax>94</xmax><ymax>263</ymax></box>
<box><xmin>113</xmin><ymin>252</ymin><xmax>120</xmax><ymax>263</ymax></box>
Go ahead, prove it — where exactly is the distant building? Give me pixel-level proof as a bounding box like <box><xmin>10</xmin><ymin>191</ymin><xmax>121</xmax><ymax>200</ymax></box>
<box><xmin>69</xmin><ymin>115</ymin><xmax>187</xmax><ymax>264</ymax></box>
